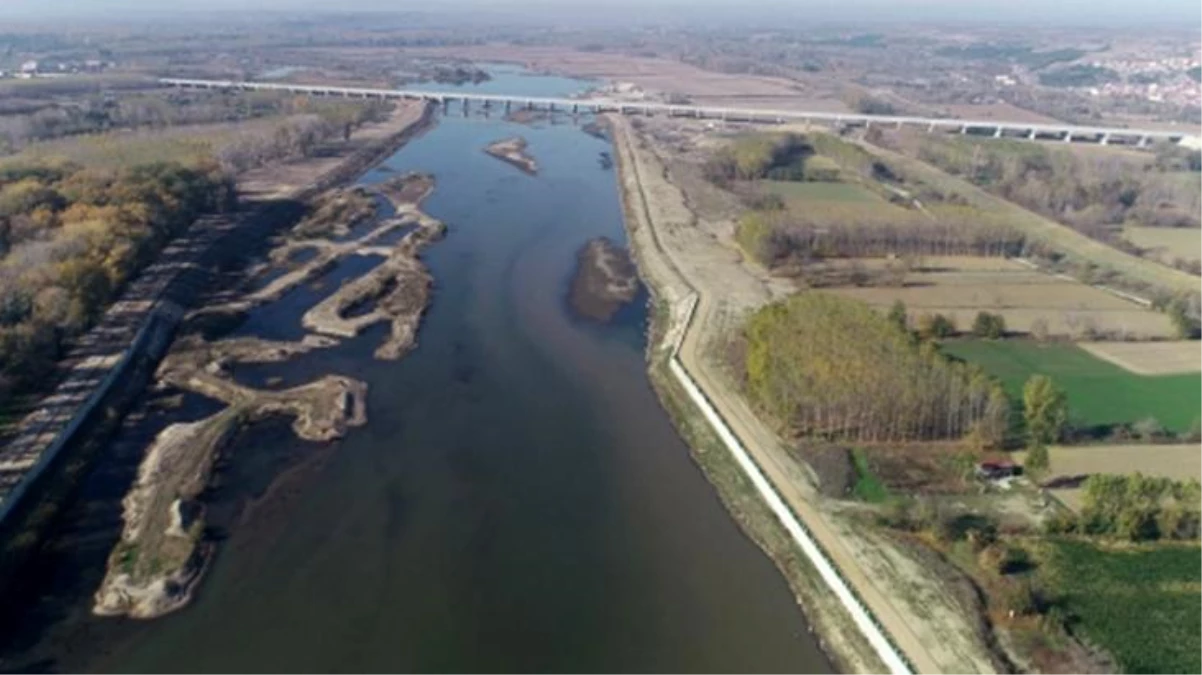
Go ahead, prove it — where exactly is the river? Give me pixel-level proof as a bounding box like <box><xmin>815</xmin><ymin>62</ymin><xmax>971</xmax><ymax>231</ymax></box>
<box><xmin>0</xmin><ymin>68</ymin><xmax>832</xmax><ymax>673</ymax></box>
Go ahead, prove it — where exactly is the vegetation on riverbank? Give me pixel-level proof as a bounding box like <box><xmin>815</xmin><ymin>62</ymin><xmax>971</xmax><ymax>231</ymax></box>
<box><xmin>0</xmin><ymin>161</ymin><xmax>234</xmax><ymax>402</ymax></box>
<box><xmin>739</xmin><ymin>292</ymin><xmax>1009</xmax><ymax>445</ymax></box>
<box><xmin>1</xmin><ymin>87</ymin><xmax>391</xmax><ymax>162</ymax></box>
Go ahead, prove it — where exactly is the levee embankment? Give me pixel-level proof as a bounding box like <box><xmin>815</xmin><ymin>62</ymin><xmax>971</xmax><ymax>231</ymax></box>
<box><xmin>609</xmin><ymin>113</ymin><xmax>963</xmax><ymax>674</ymax></box>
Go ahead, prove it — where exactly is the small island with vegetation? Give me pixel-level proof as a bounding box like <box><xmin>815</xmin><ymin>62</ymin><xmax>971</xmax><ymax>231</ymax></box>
<box><xmin>568</xmin><ymin>237</ymin><xmax>640</xmax><ymax>321</ymax></box>
<box><xmin>484</xmin><ymin>136</ymin><xmax>538</xmax><ymax>174</ymax></box>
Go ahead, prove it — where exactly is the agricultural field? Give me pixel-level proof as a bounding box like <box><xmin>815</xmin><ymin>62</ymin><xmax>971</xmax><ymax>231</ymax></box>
<box><xmin>941</xmin><ymin>339</ymin><xmax>1202</xmax><ymax>433</ymax></box>
<box><xmin>826</xmin><ymin>256</ymin><xmax>1176</xmax><ymax>338</ymax></box>
<box><xmin>1032</xmin><ymin>538</ymin><xmax>1202</xmax><ymax>674</ymax></box>
<box><xmin>1079</xmin><ymin>340</ymin><xmax>1201</xmax><ymax>375</ymax></box>
<box><xmin>1122</xmin><ymin>225</ymin><xmax>1202</xmax><ymax>265</ymax></box>
<box><xmin>857</xmin><ymin>138</ymin><xmax>1201</xmax><ymax>296</ymax></box>
<box><xmin>1016</xmin><ymin>444</ymin><xmax>1202</xmax><ymax>510</ymax></box>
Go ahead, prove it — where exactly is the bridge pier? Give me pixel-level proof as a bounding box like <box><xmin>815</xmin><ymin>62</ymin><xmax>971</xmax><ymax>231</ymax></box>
<box><xmin>157</xmin><ymin>79</ymin><xmax>1188</xmax><ymax>148</ymax></box>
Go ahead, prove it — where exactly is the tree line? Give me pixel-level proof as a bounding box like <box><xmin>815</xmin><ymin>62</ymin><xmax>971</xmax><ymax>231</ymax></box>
<box><xmin>736</xmin><ymin>203</ymin><xmax>1026</xmax><ymax>269</ymax></box>
<box><xmin>738</xmin><ymin>292</ymin><xmax>1009</xmax><ymax>445</ymax></box>
<box><xmin>0</xmin><ymin>88</ymin><xmax>390</xmax><ymax>155</ymax></box>
<box><xmin>1047</xmin><ymin>474</ymin><xmax>1201</xmax><ymax>542</ymax></box>
<box><xmin>0</xmin><ymin>161</ymin><xmax>235</xmax><ymax>399</ymax></box>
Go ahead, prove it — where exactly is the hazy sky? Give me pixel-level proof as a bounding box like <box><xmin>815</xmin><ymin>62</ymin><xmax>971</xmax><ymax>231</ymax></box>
<box><xmin>1</xmin><ymin>0</ymin><xmax>1200</xmax><ymax>26</ymax></box>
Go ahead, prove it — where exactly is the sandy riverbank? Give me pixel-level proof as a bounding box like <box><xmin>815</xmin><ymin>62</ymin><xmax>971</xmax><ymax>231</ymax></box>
<box><xmin>92</xmin><ymin>335</ymin><xmax>368</xmax><ymax>619</ymax></box>
<box><xmin>608</xmin><ymin>114</ymin><xmax>1003</xmax><ymax>674</ymax></box>
<box><xmin>90</xmin><ymin>116</ymin><xmax>439</xmax><ymax>621</ymax></box>
<box><xmin>484</xmin><ymin>136</ymin><xmax>539</xmax><ymax>174</ymax></box>
<box><xmin>92</xmin><ymin>174</ymin><xmax>446</xmax><ymax>619</ymax></box>
<box><xmin>302</xmin><ymin>174</ymin><xmax>445</xmax><ymax>360</ymax></box>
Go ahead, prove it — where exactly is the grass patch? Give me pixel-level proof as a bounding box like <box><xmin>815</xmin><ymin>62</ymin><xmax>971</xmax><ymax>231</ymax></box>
<box><xmin>942</xmin><ymin>339</ymin><xmax>1201</xmax><ymax>433</ymax></box>
<box><xmin>762</xmin><ymin>179</ymin><xmax>886</xmax><ymax>206</ymax></box>
<box><xmin>1035</xmin><ymin>538</ymin><xmax>1201</xmax><ymax>674</ymax></box>
<box><xmin>851</xmin><ymin>449</ymin><xmax>890</xmax><ymax>503</ymax></box>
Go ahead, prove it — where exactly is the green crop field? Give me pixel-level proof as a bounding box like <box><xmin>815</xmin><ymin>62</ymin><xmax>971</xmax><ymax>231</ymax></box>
<box><xmin>941</xmin><ymin>340</ymin><xmax>1201</xmax><ymax>433</ymax></box>
<box><xmin>762</xmin><ymin>179</ymin><xmax>887</xmax><ymax>206</ymax></box>
<box><xmin>1035</xmin><ymin>538</ymin><xmax>1201</xmax><ymax>674</ymax></box>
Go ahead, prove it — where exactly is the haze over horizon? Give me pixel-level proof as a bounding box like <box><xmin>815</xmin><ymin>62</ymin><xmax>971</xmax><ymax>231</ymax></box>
<box><xmin>2</xmin><ymin>0</ymin><xmax>1200</xmax><ymax>27</ymax></box>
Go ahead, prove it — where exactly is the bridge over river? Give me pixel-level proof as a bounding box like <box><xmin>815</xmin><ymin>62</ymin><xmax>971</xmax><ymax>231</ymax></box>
<box><xmin>161</xmin><ymin>77</ymin><xmax>1200</xmax><ymax>148</ymax></box>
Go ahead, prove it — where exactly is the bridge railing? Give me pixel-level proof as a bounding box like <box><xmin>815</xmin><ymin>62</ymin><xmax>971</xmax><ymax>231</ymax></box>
<box><xmin>158</xmin><ymin>78</ymin><xmax>1194</xmax><ymax>144</ymax></box>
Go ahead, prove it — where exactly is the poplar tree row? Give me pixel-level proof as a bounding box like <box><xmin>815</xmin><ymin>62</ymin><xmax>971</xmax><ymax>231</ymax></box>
<box><xmin>743</xmin><ymin>292</ymin><xmax>1009</xmax><ymax>444</ymax></box>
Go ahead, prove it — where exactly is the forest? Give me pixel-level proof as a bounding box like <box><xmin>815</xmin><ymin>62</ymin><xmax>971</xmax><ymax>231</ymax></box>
<box><xmin>0</xmin><ymin>160</ymin><xmax>234</xmax><ymax>399</ymax></box>
<box><xmin>738</xmin><ymin>292</ymin><xmax>1009</xmax><ymax>444</ymax></box>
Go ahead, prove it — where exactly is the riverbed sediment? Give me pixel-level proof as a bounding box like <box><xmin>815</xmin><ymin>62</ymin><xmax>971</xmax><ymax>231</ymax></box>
<box><xmin>91</xmin><ymin>174</ymin><xmax>443</xmax><ymax>620</ymax></box>
<box><xmin>484</xmin><ymin>136</ymin><xmax>539</xmax><ymax>174</ymax></box>
<box><xmin>568</xmin><ymin>237</ymin><xmax>640</xmax><ymax>321</ymax></box>
<box><xmin>92</xmin><ymin>333</ymin><xmax>368</xmax><ymax>619</ymax></box>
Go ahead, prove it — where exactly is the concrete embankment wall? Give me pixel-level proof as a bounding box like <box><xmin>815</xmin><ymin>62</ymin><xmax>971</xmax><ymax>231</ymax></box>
<box><xmin>606</xmin><ymin>114</ymin><xmax>915</xmax><ymax>674</ymax></box>
<box><xmin>0</xmin><ymin>102</ymin><xmax>433</xmax><ymax>580</ymax></box>
<box><xmin>664</xmin><ymin>295</ymin><xmax>914</xmax><ymax>675</ymax></box>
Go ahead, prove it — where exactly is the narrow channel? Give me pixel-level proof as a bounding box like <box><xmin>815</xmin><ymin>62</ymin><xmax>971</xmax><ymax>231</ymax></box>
<box><xmin>0</xmin><ymin>68</ymin><xmax>831</xmax><ymax>673</ymax></box>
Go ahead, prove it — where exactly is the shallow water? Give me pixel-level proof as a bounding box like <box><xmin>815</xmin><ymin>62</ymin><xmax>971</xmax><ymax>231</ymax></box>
<box><xmin>0</xmin><ymin>69</ymin><xmax>832</xmax><ymax>674</ymax></box>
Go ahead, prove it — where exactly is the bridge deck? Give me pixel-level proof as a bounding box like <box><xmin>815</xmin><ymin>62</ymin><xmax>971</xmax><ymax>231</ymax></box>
<box><xmin>159</xmin><ymin>78</ymin><xmax>1197</xmax><ymax>143</ymax></box>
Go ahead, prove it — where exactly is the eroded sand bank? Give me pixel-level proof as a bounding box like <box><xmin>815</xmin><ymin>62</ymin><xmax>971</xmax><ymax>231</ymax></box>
<box><xmin>484</xmin><ymin>136</ymin><xmax>538</xmax><ymax>174</ymax></box>
<box><xmin>93</xmin><ymin>174</ymin><xmax>444</xmax><ymax>619</ymax></box>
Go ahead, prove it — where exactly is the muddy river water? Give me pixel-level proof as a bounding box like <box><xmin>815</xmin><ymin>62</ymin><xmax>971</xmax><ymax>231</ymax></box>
<box><xmin>0</xmin><ymin>70</ymin><xmax>832</xmax><ymax>673</ymax></box>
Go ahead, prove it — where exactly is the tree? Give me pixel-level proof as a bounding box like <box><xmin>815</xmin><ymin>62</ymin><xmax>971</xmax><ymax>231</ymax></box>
<box><xmin>917</xmin><ymin>312</ymin><xmax>956</xmax><ymax>339</ymax></box>
<box><xmin>1025</xmin><ymin>441</ymin><xmax>1050</xmax><ymax>477</ymax></box>
<box><xmin>1132</xmin><ymin>416</ymin><xmax>1166</xmax><ymax>442</ymax></box>
<box><xmin>1167</xmin><ymin>299</ymin><xmax>1201</xmax><ymax>340</ymax></box>
<box><xmin>972</xmin><ymin>311</ymin><xmax>1006</xmax><ymax>339</ymax></box>
<box><xmin>887</xmin><ymin>300</ymin><xmax>907</xmax><ymax>332</ymax></box>
<box><xmin>1023</xmin><ymin>374</ymin><xmax>1067</xmax><ymax>447</ymax></box>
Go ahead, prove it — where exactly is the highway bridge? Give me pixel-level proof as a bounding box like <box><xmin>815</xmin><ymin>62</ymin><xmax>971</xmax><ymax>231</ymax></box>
<box><xmin>161</xmin><ymin>78</ymin><xmax>1199</xmax><ymax>147</ymax></box>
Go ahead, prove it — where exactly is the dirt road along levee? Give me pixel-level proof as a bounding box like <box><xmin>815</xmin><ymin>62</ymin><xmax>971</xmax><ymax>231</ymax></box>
<box><xmin>609</xmin><ymin>114</ymin><xmax>1001</xmax><ymax>674</ymax></box>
